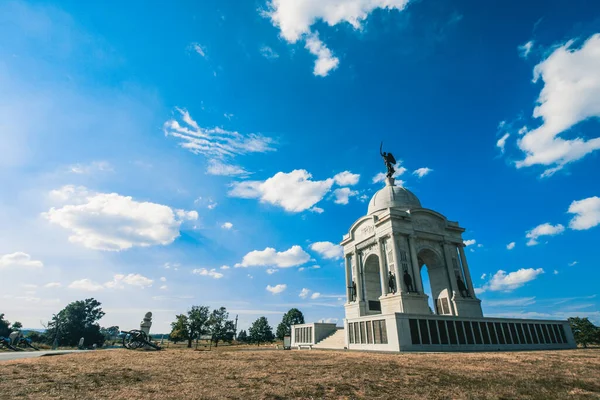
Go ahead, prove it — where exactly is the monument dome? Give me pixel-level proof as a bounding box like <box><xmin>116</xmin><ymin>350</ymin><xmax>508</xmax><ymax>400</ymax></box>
<box><xmin>367</xmin><ymin>178</ymin><xmax>421</xmax><ymax>214</ymax></box>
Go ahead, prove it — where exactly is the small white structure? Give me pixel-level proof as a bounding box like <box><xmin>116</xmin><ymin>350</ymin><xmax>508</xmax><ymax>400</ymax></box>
<box><xmin>140</xmin><ymin>312</ymin><xmax>153</xmax><ymax>336</ymax></box>
<box><xmin>292</xmin><ymin>177</ymin><xmax>576</xmax><ymax>352</ymax></box>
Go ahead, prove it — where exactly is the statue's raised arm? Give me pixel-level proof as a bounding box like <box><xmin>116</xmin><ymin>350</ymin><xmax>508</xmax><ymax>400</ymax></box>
<box><xmin>380</xmin><ymin>142</ymin><xmax>396</xmax><ymax>179</ymax></box>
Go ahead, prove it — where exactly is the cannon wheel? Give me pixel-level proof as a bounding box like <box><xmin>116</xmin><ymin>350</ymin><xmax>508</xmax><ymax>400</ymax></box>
<box><xmin>122</xmin><ymin>330</ymin><xmax>148</xmax><ymax>349</ymax></box>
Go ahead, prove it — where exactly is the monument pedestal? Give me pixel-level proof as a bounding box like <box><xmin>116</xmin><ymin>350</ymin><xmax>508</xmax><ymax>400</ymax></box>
<box><xmin>380</xmin><ymin>292</ymin><xmax>431</xmax><ymax>315</ymax></box>
<box><xmin>344</xmin><ymin>301</ymin><xmax>367</xmax><ymax>319</ymax></box>
<box><xmin>452</xmin><ymin>296</ymin><xmax>484</xmax><ymax>318</ymax></box>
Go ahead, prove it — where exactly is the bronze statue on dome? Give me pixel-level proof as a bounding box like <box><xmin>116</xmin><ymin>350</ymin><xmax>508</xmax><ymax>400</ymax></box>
<box><xmin>380</xmin><ymin>142</ymin><xmax>396</xmax><ymax>178</ymax></box>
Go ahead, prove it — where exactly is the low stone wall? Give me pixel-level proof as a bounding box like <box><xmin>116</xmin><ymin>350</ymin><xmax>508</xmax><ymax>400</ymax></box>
<box><xmin>345</xmin><ymin>313</ymin><xmax>576</xmax><ymax>352</ymax></box>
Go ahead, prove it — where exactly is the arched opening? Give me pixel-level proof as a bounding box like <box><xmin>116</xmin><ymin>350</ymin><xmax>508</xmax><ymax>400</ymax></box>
<box><xmin>363</xmin><ymin>254</ymin><xmax>382</xmax><ymax>314</ymax></box>
<box><xmin>418</xmin><ymin>248</ymin><xmax>452</xmax><ymax>315</ymax></box>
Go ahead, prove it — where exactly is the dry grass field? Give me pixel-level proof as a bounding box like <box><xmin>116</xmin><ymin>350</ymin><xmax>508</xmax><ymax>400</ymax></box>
<box><xmin>1</xmin><ymin>348</ymin><xmax>599</xmax><ymax>399</ymax></box>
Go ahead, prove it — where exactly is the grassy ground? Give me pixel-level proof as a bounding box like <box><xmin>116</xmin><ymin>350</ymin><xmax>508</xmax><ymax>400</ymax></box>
<box><xmin>1</xmin><ymin>348</ymin><xmax>599</xmax><ymax>399</ymax></box>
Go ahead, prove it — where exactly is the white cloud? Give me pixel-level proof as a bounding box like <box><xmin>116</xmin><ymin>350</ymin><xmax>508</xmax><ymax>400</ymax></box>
<box><xmin>514</xmin><ymin>34</ymin><xmax>600</xmax><ymax>177</ymax></box>
<box><xmin>568</xmin><ymin>196</ymin><xmax>600</xmax><ymax>230</ymax></box>
<box><xmin>192</xmin><ymin>268</ymin><xmax>224</xmax><ymax>279</ymax></box>
<box><xmin>372</xmin><ymin>163</ymin><xmax>407</xmax><ymax>183</ymax></box>
<box><xmin>229</xmin><ymin>170</ymin><xmax>334</xmax><ymax>212</ymax></box>
<box><xmin>221</xmin><ymin>222</ymin><xmax>234</xmax><ymax>229</ymax></box>
<box><xmin>479</xmin><ymin>268</ymin><xmax>545</xmax><ymax>293</ymax></box>
<box><xmin>0</xmin><ymin>252</ymin><xmax>43</xmax><ymax>269</ymax></box>
<box><xmin>206</xmin><ymin>159</ymin><xmax>250</xmax><ymax>177</ymax></box>
<box><xmin>160</xmin><ymin>277</ymin><xmax>166</xmax><ymax>282</ymax></box>
<box><xmin>569</xmin><ymin>261</ymin><xmax>578</xmax><ymax>267</ymax></box>
<box><xmin>518</xmin><ymin>40</ymin><xmax>534</xmax><ymax>58</ymax></box>
<box><xmin>310</xmin><ymin>292</ymin><xmax>321</xmax><ymax>299</ymax></box>
<box><xmin>525</xmin><ymin>223</ymin><xmax>565</xmax><ymax>246</ymax></box>
<box><xmin>68</xmin><ymin>161</ymin><xmax>113</xmax><ymax>174</ymax></box>
<box><xmin>413</xmin><ymin>167</ymin><xmax>433</xmax><ymax>178</ymax></box>
<box><xmin>43</xmin><ymin>185</ymin><xmax>197</xmax><ymax>251</ymax></box>
<box><xmin>44</xmin><ymin>282</ymin><xmax>61</xmax><ymax>288</ymax></box>
<box><xmin>164</xmin><ymin>262</ymin><xmax>180</xmax><ymax>270</ymax></box>
<box><xmin>160</xmin><ymin>285</ymin><xmax>167</xmax><ymax>290</ymax></box>
<box><xmin>496</xmin><ymin>133</ymin><xmax>510</xmax><ymax>153</ymax></box>
<box><xmin>332</xmin><ymin>187</ymin><xmax>358</xmax><ymax>205</ymax></box>
<box><xmin>266</xmin><ymin>284</ymin><xmax>287</xmax><ymax>294</ymax></box>
<box><xmin>163</xmin><ymin>108</ymin><xmax>274</xmax><ymax>159</ymax></box>
<box><xmin>463</xmin><ymin>239</ymin><xmax>476</xmax><ymax>247</ymax></box>
<box><xmin>319</xmin><ymin>317</ymin><xmax>338</xmax><ymax>323</ymax></box>
<box><xmin>190</xmin><ymin>42</ymin><xmax>206</xmax><ymax>57</ymax></box>
<box><xmin>310</xmin><ymin>241</ymin><xmax>343</xmax><ymax>259</ymax></box>
<box><xmin>310</xmin><ymin>206</ymin><xmax>324</xmax><ymax>214</ymax></box>
<box><xmin>220</xmin><ymin>265</ymin><xmax>230</xmax><ymax>270</ymax></box>
<box><xmin>237</xmin><ymin>245</ymin><xmax>311</xmax><ymax>268</ymax></box>
<box><xmin>68</xmin><ymin>278</ymin><xmax>104</xmax><ymax>292</ymax></box>
<box><xmin>304</xmin><ymin>33</ymin><xmax>339</xmax><ymax>77</ymax></box>
<box><xmin>333</xmin><ymin>171</ymin><xmax>360</xmax><ymax>186</ymax></box>
<box><xmin>260</xmin><ymin>45</ymin><xmax>279</xmax><ymax>59</ymax></box>
<box><xmin>105</xmin><ymin>273</ymin><xmax>153</xmax><ymax>289</ymax></box>
<box><xmin>554</xmin><ymin>269</ymin><xmax>559</xmax><ymax>275</ymax></box>
<box><xmin>480</xmin><ymin>273</ymin><xmax>487</xmax><ymax>280</ymax></box>
<box><xmin>506</xmin><ymin>242</ymin><xmax>516</xmax><ymax>250</ymax></box>
<box><xmin>266</xmin><ymin>268</ymin><xmax>278</xmax><ymax>274</ymax></box>
<box><xmin>265</xmin><ymin>0</ymin><xmax>410</xmax><ymax>74</ymax></box>
<box><xmin>299</xmin><ymin>288</ymin><xmax>311</xmax><ymax>298</ymax></box>
<box><xmin>486</xmin><ymin>297</ymin><xmax>536</xmax><ymax>307</ymax></box>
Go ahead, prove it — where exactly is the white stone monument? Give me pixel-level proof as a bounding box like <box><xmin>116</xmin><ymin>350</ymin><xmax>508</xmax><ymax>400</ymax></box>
<box><xmin>291</xmin><ymin>171</ymin><xmax>577</xmax><ymax>352</ymax></box>
<box><xmin>78</xmin><ymin>337</ymin><xmax>84</xmax><ymax>349</ymax></box>
<box><xmin>140</xmin><ymin>312</ymin><xmax>153</xmax><ymax>336</ymax></box>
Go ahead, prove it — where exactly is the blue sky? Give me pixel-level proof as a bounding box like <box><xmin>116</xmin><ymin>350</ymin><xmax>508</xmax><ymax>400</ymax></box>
<box><xmin>1</xmin><ymin>0</ymin><xmax>599</xmax><ymax>333</ymax></box>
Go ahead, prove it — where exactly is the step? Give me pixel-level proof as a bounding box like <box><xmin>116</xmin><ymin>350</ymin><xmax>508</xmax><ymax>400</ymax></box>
<box><xmin>313</xmin><ymin>329</ymin><xmax>346</xmax><ymax>350</ymax></box>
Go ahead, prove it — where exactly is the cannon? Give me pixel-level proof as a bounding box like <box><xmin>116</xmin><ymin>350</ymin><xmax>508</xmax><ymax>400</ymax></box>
<box><xmin>120</xmin><ymin>329</ymin><xmax>161</xmax><ymax>350</ymax></box>
<box><xmin>0</xmin><ymin>336</ymin><xmax>22</xmax><ymax>351</ymax></box>
<box><xmin>16</xmin><ymin>337</ymin><xmax>40</xmax><ymax>351</ymax></box>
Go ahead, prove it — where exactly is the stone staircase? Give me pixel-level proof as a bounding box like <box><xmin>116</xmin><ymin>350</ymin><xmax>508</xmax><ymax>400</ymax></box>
<box><xmin>313</xmin><ymin>328</ymin><xmax>346</xmax><ymax>350</ymax></box>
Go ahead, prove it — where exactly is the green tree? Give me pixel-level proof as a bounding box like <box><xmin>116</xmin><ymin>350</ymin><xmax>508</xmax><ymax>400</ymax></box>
<box><xmin>249</xmin><ymin>316</ymin><xmax>274</xmax><ymax>346</ymax></box>
<box><xmin>236</xmin><ymin>329</ymin><xmax>248</xmax><ymax>343</ymax></box>
<box><xmin>208</xmin><ymin>307</ymin><xmax>236</xmax><ymax>347</ymax></box>
<box><xmin>169</xmin><ymin>314</ymin><xmax>189</xmax><ymax>344</ymax></box>
<box><xmin>276</xmin><ymin>308</ymin><xmax>305</xmax><ymax>340</ymax></box>
<box><xmin>568</xmin><ymin>317</ymin><xmax>600</xmax><ymax>348</ymax></box>
<box><xmin>100</xmin><ymin>326</ymin><xmax>120</xmax><ymax>342</ymax></box>
<box><xmin>0</xmin><ymin>314</ymin><xmax>12</xmax><ymax>337</ymax></box>
<box><xmin>170</xmin><ymin>306</ymin><xmax>210</xmax><ymax>348</ymax></box>
<box><xmin>44</xmin><ymin>298</ymin><xmax>106</xmax><ymax>347</ymax></box>
<box><xmin>11</xmin><ymin>321</ymin><xmax>23</xmax><ymax>331</ymax></box>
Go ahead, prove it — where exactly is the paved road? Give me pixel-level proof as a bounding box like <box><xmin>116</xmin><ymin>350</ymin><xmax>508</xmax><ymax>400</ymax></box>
<box><xmin>0</xmin><ymin>350</ymin><xmax>89</xmax><ymax>362</ymax></box>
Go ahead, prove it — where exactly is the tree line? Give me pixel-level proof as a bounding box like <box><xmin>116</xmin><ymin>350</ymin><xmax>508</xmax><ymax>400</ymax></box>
<box><xmin>1</xmin><ymin>299</ymin><xmax>306</xmax><ymax>349</ymax></box>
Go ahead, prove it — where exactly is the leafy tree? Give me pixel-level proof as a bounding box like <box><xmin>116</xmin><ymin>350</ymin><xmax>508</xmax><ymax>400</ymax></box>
<box><xmin>237</xmin><ymin>329</ymin><xmax>248</xmax><ymax>343</ymax></box>
<box><xmin>100</xmin><ymin>326</ymin><xmax>120</xmax><ymax>342</ymax></box>
<box><xmin>249</xmin><ymin>316</ymin><xmax>274</xmax><ymax>346</ymax></box>
<box><xmin>170</xmin><ymin>306</ymin><xmax>210</xmax><ymax>348</ymax></box>
<box><xmin>169</xmin><ymin>314</ymin><xmax>189</xmax><ymax>344</ymax></box>
<box><xmin>0</xmin><ymin>314</ymin><xmax>12</xmax><ymax>337</ymax></box>
<box><xmin>568</xmin><ymin>317</ymin><xmax>600</xmax><ymax>348</ymax></box>
<box><xmin>276</xmin><ymin>308</ymin><xmax>305</xmax><ymax>340</ymax></box>
<box><xmin>11</xmin><ymin>321</ymin><xmax>23</xmax><ymax>331</ymax></box>
<box><xmin>44</xmin><ymin>298</ymin><xmax>106</xmax><ymax>347</ymax></box>
<box><xmin>208</xmin><ymin>307</ymin><xmax>236</xmax><ymax>347</ymax></box>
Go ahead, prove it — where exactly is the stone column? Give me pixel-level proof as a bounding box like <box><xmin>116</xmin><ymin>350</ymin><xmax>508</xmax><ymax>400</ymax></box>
<box><xmin>345</xmin><ymin>254</ymin><xmax>353</xmax><ymax>302</ymax></box>
<box><xmin>353</xmin><ymin>250</ymin><xmax>364</xmax><ymax>302</ymax></box>
<box><xmin>378</xmin><ymin>239</ymin><xmax>389</xmax><ymax>296</ymax></box>
<box><xmin>389</xmin><ymin>234</ymin><xmax>404</xmax><ymax>293</ymax></box>
<box><xmin>442</xmin><ymin>243</ymin><xmax>460</xmax><ymax>299</ymax></box>
<box><xmin>458</xmin><ymin>244</ymin><xmax>476</xmax><ymax>298</ymax></box>
<box><xmin>407</xmin><ymin>235</ymin><xmax>424</xmax><ymax>293</ymax></box>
